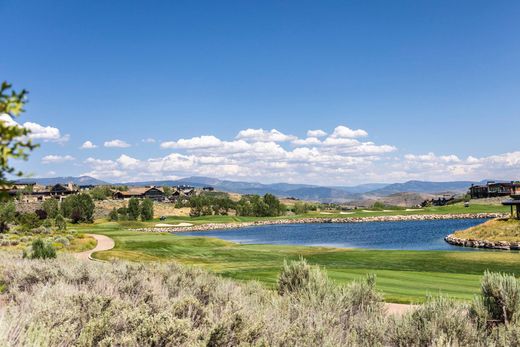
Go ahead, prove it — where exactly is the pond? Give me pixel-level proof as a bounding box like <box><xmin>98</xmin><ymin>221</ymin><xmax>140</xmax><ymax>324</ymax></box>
<box><xmin>177</xmin><ymin>218</ymin><xmax>489</xmax><ymax>251</ymax></box>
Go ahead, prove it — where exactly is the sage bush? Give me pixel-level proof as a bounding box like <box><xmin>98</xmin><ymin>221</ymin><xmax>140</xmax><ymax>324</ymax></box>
<box><xmin>1</xmin><ymin>254</ymin><xmax>520</xmax><ymax>346</ymax></box>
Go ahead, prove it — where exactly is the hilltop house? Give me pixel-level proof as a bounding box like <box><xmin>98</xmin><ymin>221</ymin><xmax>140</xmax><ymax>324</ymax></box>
<box><xmin>113</xmin><ymin>187</ymin><xmax>166</xmax><ymax>201</ymax></box>
<box><xmin>6</xmin><ymin>182</ymin><xmax>79</xmax><ymax>202</ymax></box>
<box><xmin>469</xmin><ymin>181</ymin><xmax>520</xmax><ymax>199</ymax></box>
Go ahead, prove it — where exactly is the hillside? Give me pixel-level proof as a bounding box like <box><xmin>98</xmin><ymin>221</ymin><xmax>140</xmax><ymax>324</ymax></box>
<box><xmin>366</xmin><ymin>180</ymin><xmax>478</xmax><ymax>196</ymax></box>
<box><xmin>14</xmin><ymin>176</ymin><xmax>108</xmax><ymax>186</ymax></box>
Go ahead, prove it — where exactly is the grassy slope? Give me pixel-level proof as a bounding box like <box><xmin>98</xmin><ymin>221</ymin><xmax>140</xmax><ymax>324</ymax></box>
<box><xmin>74</xmin><ymin>203</ymin><xmax>518</xmax><ymax>304</ymax></box>
<box><xmin>453</xmin><ymin>218</ymin><xmax>520</xmax><ymax>241</ymax></box>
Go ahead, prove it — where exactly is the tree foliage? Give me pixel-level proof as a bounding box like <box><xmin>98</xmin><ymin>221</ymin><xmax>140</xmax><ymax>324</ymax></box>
<box><xmin>0</xmin><ymin>82</ymin><xmax>38</xmax><ymax>190</ymax></box>
<box><xmin>0</xmin><ymin>200</ymin><xmax>16</xmax><ymax>233</ymax></box>
<box><xmin>140</xmin><ymin>198</ymin><xmax>154</xmax><ymax>221</ymax></box>
<box><xmin>61</xmin><ymin>193</ymin><xmax>95</xmax><ymax>223</ymax></box>
<box><xmin>127</xmin><ymin>198</ymin><xmax>140</xmax><ymax>221</ymax></box>
<box><xmin>42</xmin><ymin>198</ymin><xmax>59</xmax><ymax>219</ymax></box>
<box><xmin>236</xmin><ymin>194</ymin><xmax>286</xmax><ymax>217</ymax></box>
<box><xmin>89</xmin><ymin>186</ymin><xmax>112</xmax><ymax>201</ymax></box>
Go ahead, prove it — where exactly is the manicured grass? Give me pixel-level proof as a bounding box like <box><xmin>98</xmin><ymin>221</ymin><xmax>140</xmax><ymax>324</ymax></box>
<box><xmin>132</xmin><ymin>203</ymin><xmax>508</xmax><ymax>227</ymax></box>
<box><xmin>77</xmin><ymin>213</ymin><xmax>520</xmax><ymax>304</ymax></box>
<box><xmin>453</xmin><ymin>218</ymin><xmax>520</xmax><ymax>242</ymax></box>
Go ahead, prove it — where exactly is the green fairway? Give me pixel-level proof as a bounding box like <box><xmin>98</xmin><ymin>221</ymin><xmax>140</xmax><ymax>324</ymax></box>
<box><xmin>143</xmin><ymin>202</ymin><xmax>509</xmax><ymax>225</ymax></box>
<box><xmin>74</xmin><ymin>211</ymin><xmax>520</xmax><ymax>304</ymax></box>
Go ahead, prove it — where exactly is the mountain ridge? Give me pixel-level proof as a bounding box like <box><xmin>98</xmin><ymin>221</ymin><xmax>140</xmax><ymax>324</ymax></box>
<box><xmin>13</xmin><ymin>175</ymin><xmax>498</xmax><ymax>202</ymax></box>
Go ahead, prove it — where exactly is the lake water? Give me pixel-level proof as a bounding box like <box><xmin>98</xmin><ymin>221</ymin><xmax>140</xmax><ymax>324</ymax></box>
<box><xmin>177</xmin><ymin>219</ymin><xmax>489</xmax><ymax>251</ymax></box>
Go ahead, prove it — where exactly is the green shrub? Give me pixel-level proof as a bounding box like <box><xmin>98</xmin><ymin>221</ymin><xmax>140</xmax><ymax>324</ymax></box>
<box><xmin>140</xmin><ymin>198</ymin><xmax>153</xmax><ymax>221</ymax></box>
<box><xmin>108</xmin><ymin>207</ymin><xmax>118</xmax><ymax>221</ymax></box>
<box><xmin>55</xmin><ymin>214</ymin><xmax>67</xmax><ymax>231</ymax></box>
<box><xmin>18</xmin><ymin>212</ymin><xmax>42</xmax><ymax>231</ymax></box>
<box><xmin>471</xmin><ymin>271</ymin><xmax>520</xmax><ymax>326</ymax></box>
<box><xmin>277</xmin><ymin>258</ymin><xmax>331</xmax><ymax>298</ymax></box>
<box><xmin>53</xmin><ymin>236</ymin><xmax>70</xmax><ymax>247</ymax></box>
<box><xmin>23</xmin><ymin>239</ymin><xmax>56</xmax><ymax>259</ymax></box>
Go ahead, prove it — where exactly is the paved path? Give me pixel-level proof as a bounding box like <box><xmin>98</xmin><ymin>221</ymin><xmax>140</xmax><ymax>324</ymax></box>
<box><xmin>73</xmin><ymin>234</ymin><xmax>115</xmax><ymax>261</ymax></box>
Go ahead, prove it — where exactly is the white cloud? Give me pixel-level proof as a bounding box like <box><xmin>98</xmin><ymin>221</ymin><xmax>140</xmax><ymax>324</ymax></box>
<box><xmin>41</xmin><ymin>155</ymin><xmax>75</xmax><ymax>164</ymax></box>
<box><xmin>104</xmin><ymin>139</ymin><xmax>131</xmax><ymax>148</ymax></box>
<box><xmin>116</xmin><ymin>154</ymin><xmax>140</xmax><ymax>169</ymax></box>
<box><xmin>80</xmin><ymin>140</ymin><xmax>97</xmax><ymax>149</ymax></box>
<box><xmin>142</xmin><ymin>138</ymin><xmax>156</xmax><ymax>143</ymax></box>
<box><xmin>161</xmin><ymin>135</ymin><xmax>222</xmax><ymax>149</ymax></box>
<box><xmin>307</xmin><ymin>129</ymin><xmax>327</xmax><ymax>138</ymax></box>
<box><xmin>236</xmin><ymin>128</ymin><xmax>297</xmax><ymax>142</ymax></box>
<box><xmin>330</xmin><ymin>125</ymin><xmax>368</xmax><ymax>138</ymax></box>
<box><xmin>74</xmin><ymin>125</ymin><xmax>520</xmax><ymax>185</ymax></box>
<box><xmin>292</xmin><ymin>137</ymin><xmax>322</xmax><ymax>146</ymax></box>
<box><xmin>1</xmin><ymin>114</ymin><xmax>69</xmax><ymax>143</ymax></box>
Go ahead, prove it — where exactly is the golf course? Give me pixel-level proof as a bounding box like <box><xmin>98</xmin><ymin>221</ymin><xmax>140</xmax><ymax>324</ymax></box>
<box><xmin>71</xmin><ymin>203</ymin><xmax>520</xmax><ymax>304</ymax></box>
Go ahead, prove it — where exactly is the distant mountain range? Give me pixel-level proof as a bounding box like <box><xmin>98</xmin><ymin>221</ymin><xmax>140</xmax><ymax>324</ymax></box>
<box><xmin>15</xmin><ymin>176</ymin><xmax>109</xmax><ymax>186</ymax></box>
<box><xmin>15</xmin><ymin>175</ymin><xmax>494</xmax><ymax>202</ymax></box>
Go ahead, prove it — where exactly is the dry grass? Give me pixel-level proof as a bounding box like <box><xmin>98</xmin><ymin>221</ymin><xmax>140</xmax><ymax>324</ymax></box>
<box><xmin>1</xmin><ymin>254</ymin><xmax>520</xmax><ymax>346</ymax></box>
<box><xmin>453</xmin><ymin>218</ymin><xmax>520</xmax><ymax>242</ymax></box>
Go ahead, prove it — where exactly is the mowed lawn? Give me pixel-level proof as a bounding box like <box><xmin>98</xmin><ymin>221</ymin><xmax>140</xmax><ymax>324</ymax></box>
<box><xmin>74</xmin><ymin>213</ymin><xmax>520</xmax><ymax>304</ymax></box>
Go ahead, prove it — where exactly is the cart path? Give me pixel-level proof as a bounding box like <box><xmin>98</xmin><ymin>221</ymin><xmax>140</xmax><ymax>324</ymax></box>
<box><xmin>74</xmin><ymin>234</ymin><xmax>115</xmax><ymax>261</ymax></box>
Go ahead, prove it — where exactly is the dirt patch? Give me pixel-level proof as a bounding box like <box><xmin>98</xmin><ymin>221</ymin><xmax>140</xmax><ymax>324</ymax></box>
<box><xmin>94</xmin><ymin>200</ymin><xmax>191</xmax><ymax>219</ymax></box>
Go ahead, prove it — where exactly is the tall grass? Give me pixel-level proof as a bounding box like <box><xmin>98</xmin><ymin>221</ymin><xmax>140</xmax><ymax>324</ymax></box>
<box><xmin>0</xmin><ymin>254</ymin><xmax>520</xmax><ymax>346</ymax></box>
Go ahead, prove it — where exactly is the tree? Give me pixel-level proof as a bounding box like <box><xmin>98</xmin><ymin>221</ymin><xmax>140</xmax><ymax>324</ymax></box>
<box><xmin>163</xmin><ymin>186</ymin><xmax>173</xmax><ymax>197</ymax></box>
<box><xmin>55</xmin><ymin>214</ymin><xmax>66</xmax><ymax>230</ymax></box>
<box><xmin>0</xmin><ymin>201</ymin><xmax>16</xmax><ymax>233</ymax></box>
<box><xmin>108</xmin><ymin>207</ymin><xmax>119</xmax><ymax>221</ymax></box>
<box><xmin>140</xmin><ymin>198</ymin><xmax>154</xmax><ymax>221</ymax></box>
<box><xmin>18</xmin><ymin>212</ymin><xmax>42</xmax><ymax>231</ymax></box>
<box><xmin>0</xmin><ymin>82</ymin><xmax>38</xmax><ymax>191</ymax></box>
<box><xmin>61</xmin><ymin>193</ymin><xmax>95</xmax><ymax>223</ymax></box>
<box><xmin>90</xmin><ymin>186</ymin><xmax>112</xmax><ymax>201</ymax></box>
<box><xmin>127</xmin><ymin>198</ymin><xmax>140</xmax><ymax>220</ymax></box>
<box><xmin>42</xmin><ymin>198</ymin><xmax>59</xmax><ymax>219</ymax></box>
<box><xmin>263</xmin><ymin>193</ymin><xmax>285</xmax><ymax>216</ymax></box>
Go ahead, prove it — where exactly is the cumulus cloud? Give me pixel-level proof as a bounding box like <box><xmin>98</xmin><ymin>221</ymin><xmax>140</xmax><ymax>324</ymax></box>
<box><xmin>236</xmin><ymin>128</ymin><xmax>297</xmax><ymax>142</ymax></box>
<box><xmin>161</xmin><ymin>135</ymin><xmax>222</xmax><ymax>149</ymax></box>
<box><xmin>76</xmin><ymin>125</ymin><xmax>520</xmax><ymax>185</ymax></box>
<box><xmin>0</xmin><ymin>114</ymin><xmax>69</xmax><ymax>143</ymax></box>
<box><xmin>307</xmin><ymin>129</ymin><xmax>327</xmax><ymax>138</ymax></box>
<box><xmin>330</xmin><ymin>125</ymin><xmax>368</xmax><ymax>138</ymax></box>
<box><xmin>41</xmin><ymin>155</ymin><xmax>75</xmax><ymax>164</ymax></box>
<box><xmin>104</xmin><ymin>139</ymin><xmax>131</xmax><ymax>148</ymax></box>
<box><xmin>80</xmin><ymin>140</ymin><xmax>97</xmax><ymax>149</ymax></box>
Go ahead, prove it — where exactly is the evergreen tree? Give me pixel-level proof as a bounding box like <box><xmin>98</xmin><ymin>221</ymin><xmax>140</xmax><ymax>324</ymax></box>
<box><xmin>140</xmin><ymin>198</ymin><xmax>154</xmax><ymax>221</ymax></box>
<box><xmin>127</xmin><ymin>198</ymin><xmax>140</xmax><ymax>220</ymax></box>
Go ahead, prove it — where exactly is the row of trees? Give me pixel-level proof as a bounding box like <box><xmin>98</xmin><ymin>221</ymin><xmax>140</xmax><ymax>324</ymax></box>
<box><xmin>188</xmin><ymin>193</ymin><xmax>286</xmax><ymax>217</ymax></box>
<box><xmin>108</xmin><ymin>197</ymin><xmax>154</xmax><ymax>221</ymax></box>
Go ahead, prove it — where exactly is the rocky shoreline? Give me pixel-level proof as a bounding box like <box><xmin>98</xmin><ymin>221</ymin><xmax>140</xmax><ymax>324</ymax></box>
<box><xmin>444</xmin><ymin>233</ymin><xmax>520</xmax><ymax>250</ymax></box>
<box><xmin>132</xmin><ymin>212</ymin><xmax>506</xmax><ymax>233</ymax></box>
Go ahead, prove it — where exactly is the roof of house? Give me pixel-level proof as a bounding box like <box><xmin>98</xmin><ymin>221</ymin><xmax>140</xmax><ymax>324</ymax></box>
<box><xmin>115</xmin><ymin>187</ymin><xmax>164</xmax><ymax>196</ymax></box>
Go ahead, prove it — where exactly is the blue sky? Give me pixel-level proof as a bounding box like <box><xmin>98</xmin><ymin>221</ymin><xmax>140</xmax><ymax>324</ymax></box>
<box><xmin>2</xmin><ymin>0</ymin><xmax>520</xmax><ymax>185</ymax></box>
